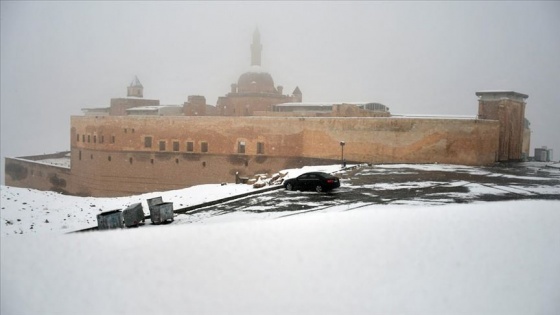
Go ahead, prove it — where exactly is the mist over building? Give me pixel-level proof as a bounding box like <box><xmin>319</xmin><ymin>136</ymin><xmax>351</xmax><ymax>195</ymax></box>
<box><xmin>4</xmin><ymin>29</ymin><xmax>532</xmax><ymax>197</ymax></box>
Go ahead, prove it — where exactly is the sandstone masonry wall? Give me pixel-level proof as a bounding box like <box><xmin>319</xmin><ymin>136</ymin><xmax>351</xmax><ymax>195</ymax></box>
<box><xmin>5</xmin><ymin>157</ymin><xmax>75</xmax><ymax>195</ymax></box>
<box><xmin>6</xmin><ymin>116</ymin><xmax>500</xmax><ymax>197</ymax></box>
<box><xmin>478</xmin><ymin>98</ymin><xmax>526</xmax><ymax>161</ymax></box>
<box><xmin>62</xmin><ymin>116</ymin><xmax>500</xmax><ymax>196</ymax></box>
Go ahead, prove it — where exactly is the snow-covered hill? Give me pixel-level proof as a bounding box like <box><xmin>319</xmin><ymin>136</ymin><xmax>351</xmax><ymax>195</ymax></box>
<box><xmin>0</xmin><ymin>165</ymin><xmax>344</xmax><ymax>236</ymax></box>
<box><xmin>2</xmin><ymin>199</ymin><xmax>559</xmax><ymax>314</ymax></box>
<box><xmin>0</xmin><ymin>183</ymin><xmax>262</xmax><ymax>236</ymax></box>
<box><xmin>1</xmin><ymin>164</ymin><xmax>559</xmax><ymax>314</ymax></box>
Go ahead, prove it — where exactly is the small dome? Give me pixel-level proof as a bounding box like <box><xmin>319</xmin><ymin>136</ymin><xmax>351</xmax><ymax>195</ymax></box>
<box><xmin>237</xmin><ymin>66</ymin><xmax>276</xmax><ymax>93</ymax></box>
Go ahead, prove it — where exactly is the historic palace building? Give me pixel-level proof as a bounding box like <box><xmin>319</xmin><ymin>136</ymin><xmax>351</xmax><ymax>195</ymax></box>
<box><xmin>5</xmin><ymin>29</ymin><xmax>530</xmax><ymax>197</ymax></box>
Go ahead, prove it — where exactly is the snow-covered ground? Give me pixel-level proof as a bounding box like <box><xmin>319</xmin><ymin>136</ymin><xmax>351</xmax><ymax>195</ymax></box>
<box><xmin>1</xmin><ymin>164</ymin><xmax>560</xmax><ymax>314</ymax></box>
<box><xmin>0</xmin><ymin>164</ymin><xmax>343</xmax><ymax>236</ymax></box>
<box><xmin>0</xmin><ymin>183</ymin><xmax>269</xmax><ymax>235</ymax></box>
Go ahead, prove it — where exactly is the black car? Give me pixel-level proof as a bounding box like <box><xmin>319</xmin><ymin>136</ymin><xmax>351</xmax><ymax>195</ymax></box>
<box><xmin>283</xmin><ymin>172</ymin><xmax>341</xmax><ymax>193</ymax></box>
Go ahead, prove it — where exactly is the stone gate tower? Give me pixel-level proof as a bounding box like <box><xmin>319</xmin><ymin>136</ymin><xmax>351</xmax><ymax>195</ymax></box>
<box><xmin>476</xmin><ymin>91</ymin><xmax>528</xmax><ymax>161</ymax></box>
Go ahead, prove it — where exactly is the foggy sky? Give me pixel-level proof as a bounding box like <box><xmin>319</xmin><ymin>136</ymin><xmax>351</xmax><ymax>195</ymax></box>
<box><xmin>2</xmin><ymin>1</ymin><xmax>559</xmax><ymax>182</ymax></box>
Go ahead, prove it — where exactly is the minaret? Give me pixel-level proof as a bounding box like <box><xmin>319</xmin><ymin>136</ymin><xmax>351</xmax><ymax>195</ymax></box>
<box><xmin>127</xmin><ymin>76</ymin><xmax>143</xmax><ymax>98</ymax></box>
<box><xmin>251</xmin><ymin>28</ymin><xmax>262</xmax><ymax>66</ymax></box>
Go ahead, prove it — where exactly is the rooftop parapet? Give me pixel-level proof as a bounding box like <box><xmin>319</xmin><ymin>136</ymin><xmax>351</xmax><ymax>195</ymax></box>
<box><xmin>475</xmin><ymin>91</ymin><xmax>528</xmax><ymax>102</ymax></box>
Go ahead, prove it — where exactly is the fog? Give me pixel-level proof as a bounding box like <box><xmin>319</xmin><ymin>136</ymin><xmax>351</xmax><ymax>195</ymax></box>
<box><xmin>1</xmin><ymin>1</ymin><xmax>559</xmax><ymax>182</ymax></box>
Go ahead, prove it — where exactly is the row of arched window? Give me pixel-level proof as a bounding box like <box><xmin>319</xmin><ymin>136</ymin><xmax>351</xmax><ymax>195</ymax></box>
<box><xmin>76</xmin><ymin>133</ymin><xmax>115</xmax><ymax>144</ymax></box>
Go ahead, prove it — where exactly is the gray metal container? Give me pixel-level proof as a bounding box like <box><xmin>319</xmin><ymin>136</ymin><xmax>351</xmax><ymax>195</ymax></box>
<box><xmin>97</xmin><ymin>209</ymin><xmax>124</xmax><ymax>230</ymax></box>
<box><xmin>147</xmin><ymin>197</ymin><xmax>164</xmax><ymax>210</ymax></box>
<box><xmin>123</xmin><ymin>203</ymin><xmax>145</xmax><ymax>227</ymax></box>
<box><xmin>149</xmin><ymin>202</ymin><xmax>174</xmax><ymax>224</ymax></box>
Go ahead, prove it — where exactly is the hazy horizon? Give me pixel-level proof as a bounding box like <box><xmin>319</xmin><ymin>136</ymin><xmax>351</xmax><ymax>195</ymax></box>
<box><xmin>2</xmin><ymin>1</ymin><xmax>559</xmax><ymax>182</ymax></box>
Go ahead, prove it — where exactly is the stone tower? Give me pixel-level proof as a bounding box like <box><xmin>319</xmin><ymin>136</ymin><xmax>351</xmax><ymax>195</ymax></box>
<box><xmin>251</xmin><ymin>28</ymin><xmax>262</xmax><ymax>66</ymax></box>
<box><xmin>183</xmin><ymin>95</ymin><xmax>207</xmax><ymax>116</ymax></box>
<box><xmin>476</xmin><ymin>91</ymin><xmax>528</xmax><ymax>162</ymax></box>
<box><xmin>292</xmin><ymin>86</ymin><xmax>302</xmax><ymax>102</ymax></box>
<box><xmin>127</xmin><ymin>76</ymin><xmax>143</xmax><ymax>98</ymax></box>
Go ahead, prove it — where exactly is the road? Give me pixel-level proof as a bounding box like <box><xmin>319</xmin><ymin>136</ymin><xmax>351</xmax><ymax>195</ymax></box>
<box><xmin>182</xmin><ymin>163</ymin><xmax>560</xmax><ymax>219</ymax></box>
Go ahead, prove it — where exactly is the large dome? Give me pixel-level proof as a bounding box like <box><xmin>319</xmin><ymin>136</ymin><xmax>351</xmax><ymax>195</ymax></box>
<box><xmin>237</xmin><ymin>65</ymin><xmax>276</xmax><ymax>94</ymax></box>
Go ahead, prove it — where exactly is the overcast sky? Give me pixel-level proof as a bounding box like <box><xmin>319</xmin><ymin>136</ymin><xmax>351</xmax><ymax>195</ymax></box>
<box><xmin>1</xmin><ymin>1</ymin><xmax>559</xmax><ymax>180</ymax></box>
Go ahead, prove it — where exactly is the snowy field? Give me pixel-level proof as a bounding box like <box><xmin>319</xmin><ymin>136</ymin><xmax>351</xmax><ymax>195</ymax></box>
<box><xmin>0</xmin><ymin>164</ymin><xmax>344</xmax><ymax>236</ymax></box>
<box><xmin>2</xmin><ymin>164</ymin><xmax>560</xmax><ymax>314</ymax></box>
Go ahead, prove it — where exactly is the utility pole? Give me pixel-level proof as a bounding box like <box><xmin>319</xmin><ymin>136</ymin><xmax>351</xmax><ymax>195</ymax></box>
<box><xmin>340</xmin><ymin>141</ymin><xmax>346</xmax><ymax>167</ymax></box>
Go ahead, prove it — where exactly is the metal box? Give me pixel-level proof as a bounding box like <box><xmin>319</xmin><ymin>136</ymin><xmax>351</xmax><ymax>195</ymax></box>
<box><xmin>147</xmin><ymin>197</ymin><xmax>174</xmax><ymax>224</ymax></box>
<box><xmin>123</xmin><ymin>203</ymin><xmax>145</xmax><ymax>227</ymax></box>
<box><xmin>97</xmin><ymin>209</ymin><xmax>124</xmax><ymax>230</ymax></box>
<box><xmin>149</xmin><ymin>202</ymin><xmax>174</xmax><ymax>224</ymax></box>
<box><xmin>147</xmin><ymin>197</ymin><xmax>164</xmax><ymax>209</ymax></box>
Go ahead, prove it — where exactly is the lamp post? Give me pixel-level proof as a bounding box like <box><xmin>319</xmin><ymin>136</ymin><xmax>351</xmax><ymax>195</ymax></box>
<box><xmin>339</xmin><ymin>141</ymin><xmax>346</xmax><ymax>167</ymax></box>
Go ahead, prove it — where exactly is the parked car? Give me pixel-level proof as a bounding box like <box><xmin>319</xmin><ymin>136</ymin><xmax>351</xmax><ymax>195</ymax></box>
<box><xmin>283</xmin><ymin>172</ymin><xmax>341</xmax><ymax>193</ymax></box>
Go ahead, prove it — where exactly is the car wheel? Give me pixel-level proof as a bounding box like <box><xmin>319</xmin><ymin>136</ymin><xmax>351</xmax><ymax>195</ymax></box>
<box><xmin>286</xmin><ymin>183</ymin><xmax>294</xmax><ymax>191</ymax></box>
<box><xmin>315</xmin><ymin>185</ymin><xmax>323</xmax><ymax>193</ymax></box>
